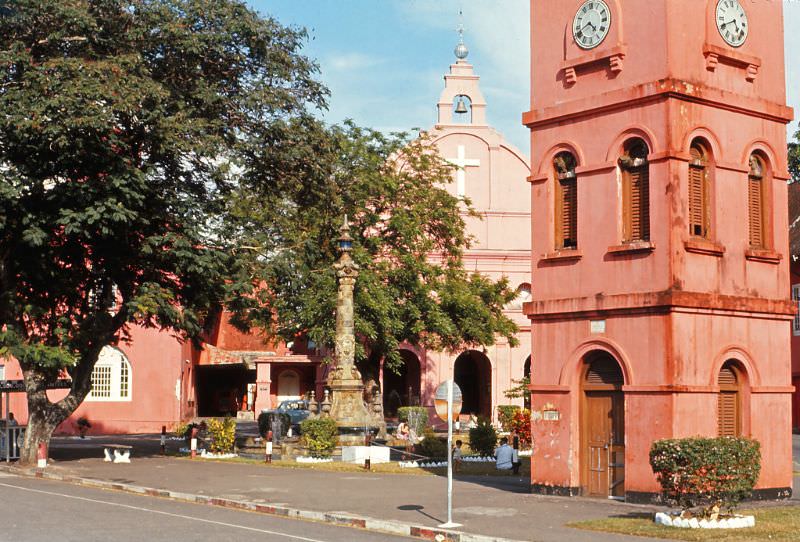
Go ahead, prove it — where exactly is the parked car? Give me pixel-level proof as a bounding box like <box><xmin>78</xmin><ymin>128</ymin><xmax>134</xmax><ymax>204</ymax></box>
<box><xmin>261</xmin><ymin>399</ymin><xmax>311</xmax><ymax>433</ymax></box>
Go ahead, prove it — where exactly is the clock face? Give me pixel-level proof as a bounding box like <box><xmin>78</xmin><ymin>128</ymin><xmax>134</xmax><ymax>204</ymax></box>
<box><xmin>716</xmin><ymin>0</ymin><xmax>748</xmax><ymax>47</ymax></box>
<box><xmin>572</xmin><ymin>0</ymin><xmax>611</xmax><ymax>50</ymax></box>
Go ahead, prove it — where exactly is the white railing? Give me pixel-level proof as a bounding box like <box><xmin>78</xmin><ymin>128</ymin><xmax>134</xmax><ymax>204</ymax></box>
<box><xmin>1</xmin><ymin>426</ymin><xmax>24</xmax><ymax>461</ymax></box>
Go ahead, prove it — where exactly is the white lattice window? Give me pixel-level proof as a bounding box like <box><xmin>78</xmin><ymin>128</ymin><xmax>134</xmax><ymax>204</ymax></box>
<box><xmin>87</xmin><ymin>347</ymin><xmax>133</xmax><ymax>402</ymax></box>
<box><xmin>793</xmin><ymin>285</ymin><xmax>800</xmax><ymax>336</ymax></box>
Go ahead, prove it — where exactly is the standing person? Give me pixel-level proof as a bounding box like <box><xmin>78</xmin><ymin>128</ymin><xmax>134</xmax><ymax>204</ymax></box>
<box><xmin>452</xmin><ymin>439</ymin><xmax>464</xmax><ymax>473</ymax></box>
<box><xmin>495</xmin><ymin>437</ymin><xmax>513</xmax><ymax>470</ymax></box>
<box><xmin>6</xmin><ymin>413</ymin><xmax>17</xmax><ymax>426</ymax></box>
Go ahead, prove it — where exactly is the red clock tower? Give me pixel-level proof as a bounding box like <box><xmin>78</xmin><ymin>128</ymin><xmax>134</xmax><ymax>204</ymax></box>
<box><xmin>524</xmin><ymin>0</ymin><xmax>794</xmax><ymax>500</ymax></box>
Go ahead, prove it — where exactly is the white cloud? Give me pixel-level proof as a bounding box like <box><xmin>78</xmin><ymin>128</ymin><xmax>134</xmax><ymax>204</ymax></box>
<box><xmin>327</xmin><ymin>52</ymin><xmax>384</xmax><ymax>71</ymax></box>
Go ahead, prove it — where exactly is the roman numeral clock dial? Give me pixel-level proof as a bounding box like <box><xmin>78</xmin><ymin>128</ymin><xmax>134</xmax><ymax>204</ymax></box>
<box><xmin>716</xmin><ymin>0</ymin><xmax>748</xmax><ymax>47</ymax></box>
<box><xmin>572</xmin><ymin>0</ymin><xmax>611</xmax><ymax>50</ymax></box>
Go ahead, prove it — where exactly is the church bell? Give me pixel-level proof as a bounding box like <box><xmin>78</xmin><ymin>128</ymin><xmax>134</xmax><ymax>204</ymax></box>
<box><xmin>455</xmin><ymin>97</ymin><xmax>469</xmax><ymax>114</ymax></box>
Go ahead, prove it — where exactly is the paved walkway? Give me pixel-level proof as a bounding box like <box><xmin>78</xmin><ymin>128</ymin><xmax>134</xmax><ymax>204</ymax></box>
<box><xmin>4</xmin><ymin>433</ymin><xmax>799</xmax><ymax>542</ymax></box>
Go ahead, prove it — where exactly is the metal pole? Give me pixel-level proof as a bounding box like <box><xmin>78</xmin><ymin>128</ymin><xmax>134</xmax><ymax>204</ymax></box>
<box><xmin>438</xmin><ymin>379</ymin><xmax>461</xmax><ymax>528</ymax></box>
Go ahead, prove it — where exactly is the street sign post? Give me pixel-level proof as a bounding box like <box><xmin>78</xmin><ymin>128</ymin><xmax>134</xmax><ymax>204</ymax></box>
<box><xmin>434</xmin><ymin>380</ymin><xmax>462</xmax><ymax>529</ymax></box>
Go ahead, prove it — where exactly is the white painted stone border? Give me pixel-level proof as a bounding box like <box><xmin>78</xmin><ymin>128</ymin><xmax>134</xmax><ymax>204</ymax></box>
<box><xmin>654</xmin><ymin>512</ymin><xmax>755</xmax><ymax>529</ymax></box>
<box><xmin>296</xmin><ymin>456</ymin><xmax>334</xmax><ymax>464</ymax></box>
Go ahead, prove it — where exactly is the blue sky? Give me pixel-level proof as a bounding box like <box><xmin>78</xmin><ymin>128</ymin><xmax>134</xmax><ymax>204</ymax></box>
<box><xmin>250</xmin><ymin>1</ymin><xmax>799</xmax><ymax>154</ymax></box>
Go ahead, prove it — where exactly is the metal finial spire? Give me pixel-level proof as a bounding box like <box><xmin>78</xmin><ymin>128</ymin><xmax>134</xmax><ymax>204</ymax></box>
<box><xmin>454</xmin><ymin>9</ymin><xmax>469</xmax><ymax>60</ymax></box>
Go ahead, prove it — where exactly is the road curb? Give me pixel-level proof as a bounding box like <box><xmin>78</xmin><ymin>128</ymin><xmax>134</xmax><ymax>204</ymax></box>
<box><xmin>1</xmin><ymin>465</ymin><xmax>526</xmax><ymax>542</ymax></box>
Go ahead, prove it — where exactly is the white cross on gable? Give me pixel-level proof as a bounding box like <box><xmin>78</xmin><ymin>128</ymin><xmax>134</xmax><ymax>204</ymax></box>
<box><xmin>446</xmin><ymin>145</ymin><xmax>480</xmax><ymax>198</ymax></box>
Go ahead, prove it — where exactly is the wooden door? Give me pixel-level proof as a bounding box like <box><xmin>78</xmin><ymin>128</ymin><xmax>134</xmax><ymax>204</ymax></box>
<box><xmin>583</xmin><ymin>391</ymin><xmax>625</xmax><ymax>497</ymax></box>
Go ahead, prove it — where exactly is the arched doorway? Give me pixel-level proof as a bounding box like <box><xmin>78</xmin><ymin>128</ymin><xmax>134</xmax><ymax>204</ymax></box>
<box><xmin>718</xmin><ymin>360</ymin><xmax>744</xmax><ymax>437</ymax></box>
<box><xmin>454</xmin><ymin>351</ymin><xmax>492</xmax><ymax>418</ymax></box>
<box><xmin>382</xmin><ymin>350</ymin><xmax>421</xmax><ymax>417</ymax></box>
<box><xmin>580</xmin><ymin>351</ymin><xmax>625</xmax><ymax>498</ymax></box>
<box><xmin>277</xmin><ymin>369</ymin><xmax>300</xmax><ymax>402</ymax></box>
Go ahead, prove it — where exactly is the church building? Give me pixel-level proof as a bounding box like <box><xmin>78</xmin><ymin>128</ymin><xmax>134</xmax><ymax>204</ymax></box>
<box><xmin>524</xmin><ymin>0</ymin><xmax>794</xmax><ymax>500</ymax></box>
<box><xmin>392</xmin><ymin>30</ymin><xmax>532</xmax><ymax>421</ymax></box>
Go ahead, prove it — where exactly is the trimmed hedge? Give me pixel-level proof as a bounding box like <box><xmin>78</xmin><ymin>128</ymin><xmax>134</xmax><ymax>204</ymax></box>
<box><xmin>416</xmin><ymin>427</ymin><xmax>448</xmax><ymax>459</ymax></box>
<box><xmin>397</xmin><ymin>406</ymin><xmax>428</xmax><ymax>437</ymax></box>
<box><xmin>649</xmin><ymin>436</ymin><xmax>761</xmax><ymax>513</ymax></box>
<box><xmin>468</xmin><ymin>417</ymin><xmax>497</xmax><ymax>457</ymax></box>
<box><xmin>300</xmin><ymin>417</ymin><xmax>338</xmax><ymax>457</ymax></box>
<box><xmin>258</xmin><ymin>411</ymin><xmax>291</xmax><ymax>438</ymax></box>
<box><xmin>497</xmin><ymin>405</ymin><xmax>520</xmax><ymax>432</ymax></box>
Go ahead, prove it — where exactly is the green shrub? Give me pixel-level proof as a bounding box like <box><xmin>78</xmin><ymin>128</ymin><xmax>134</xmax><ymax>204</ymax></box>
<box><xmin>206</xmin><ymin>417</ymin><xmax>236</xmax><ymax>453</ymax></box>
<box><xmin>174</xmin><ymin>422</ymin><xmax>191</xmax><ymax>438</ymax></box>
<box><xmin>258</xmin><ymin>411</ymin><xmax>291</xmax><ymax>438</ymax></box>
<box><xmin>468</xmin><ymin>417</ymin><xmax>497</xmax><ymax>457</ymax></box>
<box><xmin>397</xmin><ymin>407</ymin><xmax>428</xmax><ymax>437</ymax></box>
<box><xmin>300</xmin><ymin>417</ymin><xmax>338</xmax><ymax>457</ymax></box>
<box><xmin>416</xmin><ymin>427</ymin><xmax>448</xmax><ymax>459</ymax></box>
<box><xmin>497</xmin><ymin>405</ymin><xmax>520</xmax><ymax>431</ymax></box>
<box><xmin>649</xmin><ymin>437</ymin><xmax>761</xmax><ymax>514</ymax></box>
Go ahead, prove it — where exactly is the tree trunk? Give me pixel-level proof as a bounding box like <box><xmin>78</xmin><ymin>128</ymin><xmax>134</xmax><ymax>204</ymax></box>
<box><xmin>18</xmin><ymin>366</ymin><xmax>83</xmax><ymax>466</ymax></box>
<box><xmin>19</xmin><ymin>410</ymin><xmax>56</xmax><ymax>465</ymax></box>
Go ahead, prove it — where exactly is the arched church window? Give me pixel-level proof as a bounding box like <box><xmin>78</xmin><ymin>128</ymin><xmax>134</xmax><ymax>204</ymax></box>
<box><xmin>717</xmin><ymin>361</ymin><xmax>742</xmax><ymax>437</ymax></box>
<box><xmin>747</xmin><ymin>153</ymin><xmax>768</xmax><ymax>249</ymax></box>
<box><xmin>619</xmin><ymin>139</ymin><xmax>650</xmax><ymax>243</ymax></box>
<box><xmin>554</xmin><ymin>151</ymin><xmax>578</xmax><ymax>249</ymax></box>
<box><xmin>688</xmin><ymin>140</ymin><xmax>712</xmax><ymax>239</ymax></box>
<box><xmin>453</xmin><ymin>94</ymin><xmax>472</xmax><ymax>124</ymax></box>
<box><xmin>87</xmin><ymin>346</ymin><xmax>133</xmax><ymax>402</ymax></box>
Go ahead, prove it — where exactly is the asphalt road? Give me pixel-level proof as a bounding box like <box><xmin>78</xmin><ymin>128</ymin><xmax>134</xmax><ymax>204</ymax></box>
<box><xmin>0</xmin><ymin>472</ymin><xmax>412</xmax><ymax>542</ymax></box>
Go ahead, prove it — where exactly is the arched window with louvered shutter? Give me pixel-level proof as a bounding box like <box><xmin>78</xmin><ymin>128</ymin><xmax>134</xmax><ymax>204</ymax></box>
<box><xmin>688</xmin><ymin>141</ymin><xmax>711</xmax><ymax>239</ymax></box>
<box><xmin>717</xmin><ymin>361</ymin><xmax>741</xmax><ymax>437</ymax></box>
<box><xmin>554</xmin><ymin>151</ymin><xmax>578</xmax><ymax>249</ymax></box>
<box><xmin>619</xmin><ymin>139</ymin><xmax>650</xmax><ymax>243</ymax></box>
<box><xmin>747</xmin><ymin>154</ymin><xmax>766</xmax><ymax>249</ymax></box>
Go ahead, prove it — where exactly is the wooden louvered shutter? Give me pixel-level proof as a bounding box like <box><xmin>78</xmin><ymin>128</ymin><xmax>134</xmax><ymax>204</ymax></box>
<box><xmin>624</xmin><ymin>166</ymin><xmax>650</xmax><ymax>242</ymax></box>
<box><xmin>748</xmin><ymin>173</ymin><xmax>764</xmax><ymax>248</ymax></box>
<box><xmin>689</xmin><ymin>154</ymin><xmax>708</xmax><ymax>237</ymax></box>
<box><xmin>586</xmin><ymin>356</ymin><xmax>624</xmax><ymax>387</ymax></box>
<box><xmin>560</xmin><ymin>177</ymin><xmax>578</xmax><ymax>248</ymax></box>
<box><xmin>717</xmin><ymin>365</ymin><xmax>740</xmax><ymax>437</ymax></box>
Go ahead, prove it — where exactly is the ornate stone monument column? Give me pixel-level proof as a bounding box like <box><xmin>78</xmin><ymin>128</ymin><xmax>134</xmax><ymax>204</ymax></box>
<box><xmin>327</xmin><ymin>217</ymin><xmax>372</xmax><ymax>437</ymax></box>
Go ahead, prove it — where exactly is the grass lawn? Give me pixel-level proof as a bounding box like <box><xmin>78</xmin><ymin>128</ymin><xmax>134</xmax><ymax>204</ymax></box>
<box><xmin>568</xmin><ymin>506</ymin><xmax>800</xmax><ymax>541</ymax></box>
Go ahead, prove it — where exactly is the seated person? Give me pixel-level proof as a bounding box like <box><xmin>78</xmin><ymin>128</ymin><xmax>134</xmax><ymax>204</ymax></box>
<box><xmin>495</xmin><ymin>437</ymin><xmax>520</xmax><ymax>473</ymax></box>
<box><xmin>395</xmin><ymin>421</ymin><xmax>410</xmax><ymax>441</ymax></box>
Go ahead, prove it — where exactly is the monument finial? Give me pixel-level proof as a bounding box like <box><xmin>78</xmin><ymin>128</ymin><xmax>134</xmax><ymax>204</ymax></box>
<box><xmin>454</xmin><ymin>9</ymin><xmax>469</xmax><ymax>61</ymax></box>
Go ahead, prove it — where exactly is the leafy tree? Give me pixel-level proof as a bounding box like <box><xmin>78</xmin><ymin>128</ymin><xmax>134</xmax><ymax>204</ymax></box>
<box><xmin>231</xmin><ymin>123</ymin><xmax>519</xmax><ymax>374</ymax></box>
<box><xmin>0</xmin><ymin>0</ymin><xmax>326</xmax><ymax>463</ymax></box>
<box><xmin>789</xmin><ymin>140</ymin><xmax>799</xmax><ymax>184</ymax></box>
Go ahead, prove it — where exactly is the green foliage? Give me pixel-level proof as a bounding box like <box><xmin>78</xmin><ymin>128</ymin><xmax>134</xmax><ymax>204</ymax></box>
<box><xmin>416</xmin><ymin>427</ymin><xmax>448</xmax><ymax>459</ymax></box>
<box><xmin>258</xmin><ymin>411</ymin><xmax>291</xmax><ymax>438</ymax></box>
<box><xmin>468</xmin><ymin>417</ymin><xmax>498</xmax><ymax>457</ymax></box>
<box><xmin>789</xmin><ymin>141</ymin><xmax>799</xmax><ymax>184</ymax></box>
<box><xmin>174</xmin><ymin>422</ymin><xmax>191</xmax><ymax>438</ymax></box>
<box><xmin>496</xmin><ymin>405</ymin><xmax>520</xmax><ymax>431</ymax></box>
<box><xmin>236</xmin><ymin>124</ymin><xmax>519</xmax><ymax>373</ymax></box>
<box><xmin>510</xmin><ymin>409</ymin><xmax>532</xmax><ymax>449</ymax></box>
<box><xmin>0</xmin><ymin>0</ymin><xmax>326</xmax><ymax>455</ymax></box>
<box><xmin>503</xmin><ymin>377</ymin><xmax>530</xmax><ymax>401</ymax></box>
<box><xmin>397</xmin><ymin>407</ymin><xmax>428</xmax><ymax>437</ymax></box>
<box><xmin>206</xmin><ymin>417</ymin><xmax>236</xmax><ymax>454</ymax></box>
<box><xmin>649</xmin><ymin>437</ymin><xmax>761</xmax><ymax>514</ymax></box>
<box><xmin>300</xmin><ymin>417</ymin><xmax>338</xmax><ymax>458</ymax></box>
